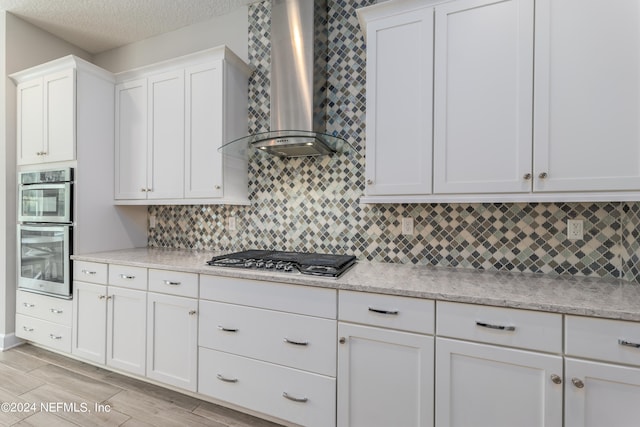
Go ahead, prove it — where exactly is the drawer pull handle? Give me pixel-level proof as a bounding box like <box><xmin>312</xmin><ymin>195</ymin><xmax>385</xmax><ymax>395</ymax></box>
<box><xmin>49</xmin><ymin>334</ymin><xmax>62</xmax><ymax>340</ymax></box>
<box><xmin>50</xmin><ymin>308</ymin><xmax>63</xmax><ymax>314</ymax></box>
<box><xmin>284</xmin><ymin>337</ymin><xmax>309</xmax><ymax>346</ymax></box>
<box><xmin>368</xmin><ymin>307</ymin><xmax>399</xmax><ymax>315</ymax></box>
<box><xmin>163</xmin><ymin>280</ymin><xmax>181</xmax><ymax>286</ymax></box>
<box><xmin>120</xmin><ymin>274</ymin><xmax>135</xmax><ymax>280</ymax></box>
<box><xmin>218</xmin><ymin>325</ymin><xmax>238</xmax><ymax>333</ymax></box>
<box><xmin>618</xmin><ymin>339</ymin><xmax>640</xmax><ymax>349</ymax></box>
<box><xmin>81</xmin><ymin>269</ymin><xmax>97</xmax><ymax>275</ymax></box>
<box><xmin>23</xmin><ymin>303</ymin><xmax>35</xmax><ymax>308</ymax></box>
<box><xmin>572</xmin><ymin>378</ymin><xmax>585</xmax><ymax>389</ymax></box>
<box><xmin>23</xmin><ymin>326</ymin><xmax>34</xmax><ymax>332</ymax></box>
<box><xmin>216</xmin><ymin>374</ymin><xmax>238</xmax><ymax>383</ymax></box>
<box><xmin>476</xmin><ymin>321</ymin><xmax>516</xmax><ymax>332</ymax></box>
<box><xmin>282</xmin><ymin>392</ymin><xmax>308</xmax><ymax>403</ymax></box>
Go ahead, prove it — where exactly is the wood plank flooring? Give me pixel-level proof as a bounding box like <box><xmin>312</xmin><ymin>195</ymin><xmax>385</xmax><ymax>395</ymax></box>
<box><xmin>0</xmin><ymin>344</ymin><xmax>283</xmax><ymax>427</ymax></box>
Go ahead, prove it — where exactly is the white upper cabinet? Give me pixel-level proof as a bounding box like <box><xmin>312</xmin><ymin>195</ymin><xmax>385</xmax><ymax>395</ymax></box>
<box><xmin>147</xmin><ymin>70</ymin><xmax>185</xmax><ymax>200</ymax></box>
<box><xmin>433</xmin><ymin>0</ymin><xmax>533</xmax><ymax>194</ymax></box>
<box><xmin>533</xmin><ymin>0</ymin><xmax>640</xmax><ymax>193</ymax></box>
<box><xmin>16</xmin><ymin>68</ymin><xmax>76</xmax><ymax>165</ymax></box>
<box><xmin>359</xmin><ymin>0</ymin><xmax>640</xmax><ymax>203</ymax></box>
<box><xmin>115</xmin><ymin>79</ymin><xmax>148</xmax><ymax>199</ymax></box>
<box><xmin>359</xmin><ymin>1</ymin><xmax>434</xmax><ymax>197</ymax></box>
<box><xmin>114</xmin><ymin>46</ymin><xmax>251</xmax><ymax>205</ymax></box>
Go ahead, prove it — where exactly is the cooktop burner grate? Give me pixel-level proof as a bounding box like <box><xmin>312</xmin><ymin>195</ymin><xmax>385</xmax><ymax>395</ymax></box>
<box><xmin>206</xmin><ymin>250</ymin><xmax>356</xmax><ymax>278</ymax></box>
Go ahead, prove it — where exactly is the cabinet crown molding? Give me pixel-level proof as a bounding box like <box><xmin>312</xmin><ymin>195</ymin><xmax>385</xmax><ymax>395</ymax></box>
<box><xmin>114</xmin><ymin>45</ymin><xmax>252</xmax><ymax>83</ymax></box>
<box><xmin>9</xmin><ymin>55</ymin><xmax>114</xmax><ymax>84</ymax></box>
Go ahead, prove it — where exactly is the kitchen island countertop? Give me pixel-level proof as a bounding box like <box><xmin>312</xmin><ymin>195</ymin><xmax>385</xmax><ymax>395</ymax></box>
<box><xmin>72</xmin><ymin>247</ymin><xmax>640</xmax><ymax>322</ymax></box>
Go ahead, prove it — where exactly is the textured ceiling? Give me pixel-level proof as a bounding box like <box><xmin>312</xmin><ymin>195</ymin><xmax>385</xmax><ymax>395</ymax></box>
<box><xmin>0</xmin><ymin>0</ymin><xmax>259</xmax><ymax>54</ymax></box>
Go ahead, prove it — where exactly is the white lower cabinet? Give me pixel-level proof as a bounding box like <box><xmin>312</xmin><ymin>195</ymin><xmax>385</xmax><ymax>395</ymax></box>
<box><xmin>16</xmin><ymin>290</ymin><xmax>73</xmax><ymax>353</ymax></box>
<box><xmin>146</xmin><ymin>292</ymin><xmax>198</xmax><ymax>391</ymax></box>
<box><xmin>337</xmin><ymin>323</ymin><xmax>434</xmax><ymax>427</ymax></box>
<box><xmin>337</xmin><ymin>291</ymin><xmax>435</xmax><ymax>427</ymax></box>
<box><xmin>435</xmin><ymin>338</ymin><xmax>563</xmax><ymax>427</ymax></box>
<box><xmin>198</xmin><ymin>275</ymin><xmax>337</xmax><ymax>426</ymax></box>
<box><xmin>72</xmin><ymin>281</ymin><xmax>146</xmax><ymax>375</ymax></box>
<box><xmin>106</xmin><ymin>286</ymin><xmax>147</xmax><ymax>375</ymax></box>
<box><xmin>565</xmin><ymin>315</ymin><xmax>640</xmax><ymax>426</ymax></box>
<box><xmin>199</xmin><ymin>347</ymin><xmax>336</xmax><ymax>427</ymax></box>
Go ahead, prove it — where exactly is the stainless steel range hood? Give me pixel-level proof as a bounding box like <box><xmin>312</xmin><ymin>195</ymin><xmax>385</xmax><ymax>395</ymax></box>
<box><xmin>220</xmin><ymin>0</ymin><xmax>353</xmax><ymax>159</ymax></box>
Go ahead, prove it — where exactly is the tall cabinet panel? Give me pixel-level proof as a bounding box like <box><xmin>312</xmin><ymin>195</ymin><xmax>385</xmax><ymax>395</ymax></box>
<box><xmin>184</xmin><ymin>61</ymin><xmax>223</xmax><ymax>199</ymax></box>
<box><xmin>433</xmin><ymin>0</ymin><xmax>533</xmax><ymax>194</ymax></box>
<box><xmin>115</xmin><ymin>79</ymin><xmax>148</xmax><ymax>200</ymax></box>
<box><xmin>361</xmin><ymin>5</ymin><xmax>433</xmax><ymax>197</ymax></box>
<box><xmin>533</xmin><ymin>0</ymin><xmax>640</xmax><ymax>192</ymax></box>
<box><xmin>16</xmin><ymin>78</ymin><xmax>43</xmax><ymax>165</ymax></box>
<box><xmin>147</xmin><ymin>70</ymin><xmax>185</xmax><ymax>200</ymax></box>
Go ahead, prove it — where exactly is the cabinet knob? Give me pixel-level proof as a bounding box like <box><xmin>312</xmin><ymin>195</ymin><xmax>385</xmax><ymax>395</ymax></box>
<box><xmin>214</xmin><ymin>185</ymin><xmax>221</xmax><ymax>190</ymax></box>
<box><xmin>339</xmin><ymin>337</ymin><xmax>346</xmax><ymax>344</ymax></box>
<box><xmin>141</xmin><ymin>188</ymin><xmax>147</xmax><ymax>192</ymax></box>
<box><xmin>366</xmin><ymin>179</ymin><xmax>373</xmax><ymax>185</ymax></box>
<box><xmin>523</xmin><ymin>173</ymin><xmax>532</xmax><ymax>180</ymax></box>
<box><xmin>189</xmin><ymin>310</ymin><xmax>197</xmax><ymax>316</ymax></box>
<box><xmin>98</xmin><ymin>295</ymin><xmax>106</xmax><ymax>300</ymax></box>
<box><xmin>550</xmin><ymin>374</ymin><xmax>562</xmax><ymax>385</ymax></box>
<box><xmin>538</xmin><ymin>172</ymin><xmax>548</xmax><ymax>179</ymax></box>
<box><xmin>571</xmin><ymin>378</ymin><xmax>585</xmax><ymax>389</ymax></box>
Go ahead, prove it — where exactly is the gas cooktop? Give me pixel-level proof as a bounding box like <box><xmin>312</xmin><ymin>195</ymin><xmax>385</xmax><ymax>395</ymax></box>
<box><xmin>206</xmin><ymin>250</ymin><xmax>356</xmax><ymax>278</ymax></box>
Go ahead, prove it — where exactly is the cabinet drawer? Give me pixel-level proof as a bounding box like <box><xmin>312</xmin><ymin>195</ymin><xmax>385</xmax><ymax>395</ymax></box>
<box><xmin>437</xmin><ymin>301</ymin><xmax>562</xmax><ymax>353</ymax></box>
<box><xmin>199</xmin><ymin>300</ymin><xmax>336</xmax><ymax>376</ymax></box>
<box><xmin>200</xmin><ymin>275</ymin><xmax>336</xmax><ymax>319</ymax></box>
<box><xmin>148</xmin><ymin>269</ymin><xmax>198</xmax><ymax>298</ymax></box>
<box><xmin>338</xmin><ymin>290</ymin><xmax>434</xmax><ymax>334</ymax></box>
<box><xmin>198</xmin><ymin>347</ymin><xmax>336</xmax><ymax>427</ymax></box>
<box><xmin>74</xmin><ymin>261</ymin><xmax>108</xmax><ymax>284</ymax></box>
<box><xmin>16</xmin><ymin>291</ymin><xmax>72</xmax><ymax>327</ymax></box>
<box><xmin>566</xmin><ymin>316</ymin><xmax>640</xmax><ymax>366</ymax></box>
<box><xmin>16</xmin><ymin>314</ymin><xmax>71</xmax><ymax>353</ymax></box>
<box><xmin>108</xmin><ymin>265</ymin><xmax>147</xmax><ymax>290</ymax></box>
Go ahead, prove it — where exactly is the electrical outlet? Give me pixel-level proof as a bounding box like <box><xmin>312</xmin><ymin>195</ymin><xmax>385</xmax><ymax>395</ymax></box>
<box><xmin>149</xmin><ymin>215</ymin><xmax>156</xmax><ymax>229</ymax></box>
<box><xmin>402</xmin><ymin>217</ymin><xmax>414</xmax><ymax>235</ymax></box>
<box><xmin>228</xmin><ymin>217</ymin><xmax>237</xmax><ymax>231</ymax></box>
<box><xmin>567</xmin><ymin>219</ymin><xmax>583</xmax><ymax>240</ymax></box>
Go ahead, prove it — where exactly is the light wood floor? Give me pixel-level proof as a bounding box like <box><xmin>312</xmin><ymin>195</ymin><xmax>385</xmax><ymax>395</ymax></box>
<box><xmin>0</xmin><ymin>344</ymin><xmax>283</xmax><ymax>426</ymax></box>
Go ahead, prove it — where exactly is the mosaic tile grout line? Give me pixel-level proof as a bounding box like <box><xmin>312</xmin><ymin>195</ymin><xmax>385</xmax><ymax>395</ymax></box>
<box><xmin>148</xmin><ymin>0</ymin><xmax>640</xmax><ymax>285</ymax></box>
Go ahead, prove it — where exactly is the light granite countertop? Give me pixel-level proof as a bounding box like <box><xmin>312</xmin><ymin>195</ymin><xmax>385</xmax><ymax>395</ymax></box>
<box><xmin>72</xmin><ymin>247</ymin><xmax>640</xmax><ymax>322</ymax></box>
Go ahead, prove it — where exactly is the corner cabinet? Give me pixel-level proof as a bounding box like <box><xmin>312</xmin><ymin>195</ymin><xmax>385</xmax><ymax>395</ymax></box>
<box><xmin>358</xmin><ymin>0</ymin><xmax>640</xmax><ymax>203</ymax></box>
<box><xmin>114</xmin><ymin>46</ymin><xmax>251</xmax><ymax>205</ymax></box>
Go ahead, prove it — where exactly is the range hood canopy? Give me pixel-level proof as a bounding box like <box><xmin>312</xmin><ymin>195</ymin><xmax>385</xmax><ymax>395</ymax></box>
<box><xmin>220</xmin><ymin>0</ymin><xmax>354</xmax><ymax>159</ymax></box>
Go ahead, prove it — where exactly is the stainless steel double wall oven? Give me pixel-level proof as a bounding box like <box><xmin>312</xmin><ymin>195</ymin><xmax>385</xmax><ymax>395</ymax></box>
<box><xmin>18</xmin><ymin>168</ymin><xmax>73</xmax><ymax>298</ymax></box>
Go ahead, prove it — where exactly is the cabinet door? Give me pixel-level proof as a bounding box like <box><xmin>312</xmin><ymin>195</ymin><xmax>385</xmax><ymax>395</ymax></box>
<box><xmin>72</xmin><ymin>281</ymin><xmax>107</xmax><ymax>364</ymax></box>
<box><xmin>16</xmin><ymin>78</ymin><xmax>44</xmax><ymax>165</ymax></box>
<box><xmin>364</xmin><ymin>7</ymin><xmax>433</xmax><ymax>196</ymax></box>
<box><xmin>184</xmin><ymin>61</ymin><xmax>224</xmax><ymax>199</ymax></box>
<box><xmin>147</xmin><ymin>293</ymin><xmax>198</xmax><ymax>391</ymax></box>
<box><xmin>44</xmin><ymin>68</ymin><xmax>76</xmax><ymax>163</ymax></box>
<box><xmin>435</xmin><ymin>338</ymin><xmax>562</xmax><ymax>427</ymax></box>
<box><xmin>115</xmin><ymin>79</ymin><xmax>148</xmax><ymax>199</ymax></box>
<box><xmin>433</xmin><ymin>0</ymin><xmax>533</xmax><ymax>194</ymax></box>
<box><xmin>106</xmin><ymin>286</ymin><xmax>147</xmax><ymax>375</ymax></box>
<box><xmin>147</xmin><ymin>70</ymin><xmax>184</xmax><ymax>200</ymax></box>
<box><xmin>565</xmin><ymin>358</ymin><xmax>640</xmax><ymax>427</ymax></box>
<box><xmin>533</xmin><ymin>0</ymin><xmax>640</xmax><ymax>192</ymax></box>
<box><xmin>337</xmin><ymin>323</ymin><xmax>433</xmax><ymax>427</ymax></box>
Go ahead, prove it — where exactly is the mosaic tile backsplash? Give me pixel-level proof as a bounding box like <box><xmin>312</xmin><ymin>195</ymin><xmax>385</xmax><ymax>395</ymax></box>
<box><xmin>148</xmin><ymin>0</ymin><xmax>640</xmax><ymax>284</ymax></box>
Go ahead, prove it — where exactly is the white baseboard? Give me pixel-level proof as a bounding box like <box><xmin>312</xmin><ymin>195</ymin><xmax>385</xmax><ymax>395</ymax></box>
<box><xmin>0</xmin><ymin>333</ymin><xmax>24</xmax><ymax>351</ymax></box>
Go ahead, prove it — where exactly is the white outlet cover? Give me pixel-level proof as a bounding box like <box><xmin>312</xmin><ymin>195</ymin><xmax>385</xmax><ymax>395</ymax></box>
<box><xmin>402</xmin><ymin>217</ymin><xmax>414</xmax><ymax>235</ymax></box>
<box><xmin>567</xmin><ymin>219</ymin><xmax>583</xmax><ymax>240</ymax></box>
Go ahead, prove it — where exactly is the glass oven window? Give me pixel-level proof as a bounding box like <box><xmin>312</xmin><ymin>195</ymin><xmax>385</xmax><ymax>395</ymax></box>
<box><xmin>19</xmin><ymin>227</ymin><xmax>67</xmax><ymax>283</ymax></box>
<box><xmin>19</xmin><ymin>183</ymin><xmax>71</xmax><ymax>223</ymax></box>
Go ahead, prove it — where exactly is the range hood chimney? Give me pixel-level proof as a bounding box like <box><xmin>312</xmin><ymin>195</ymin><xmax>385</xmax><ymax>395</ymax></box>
<box><xmin>220</xmin><ymin>0</ymin><xmax>353</xmax><ymax>158</ymax></box>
